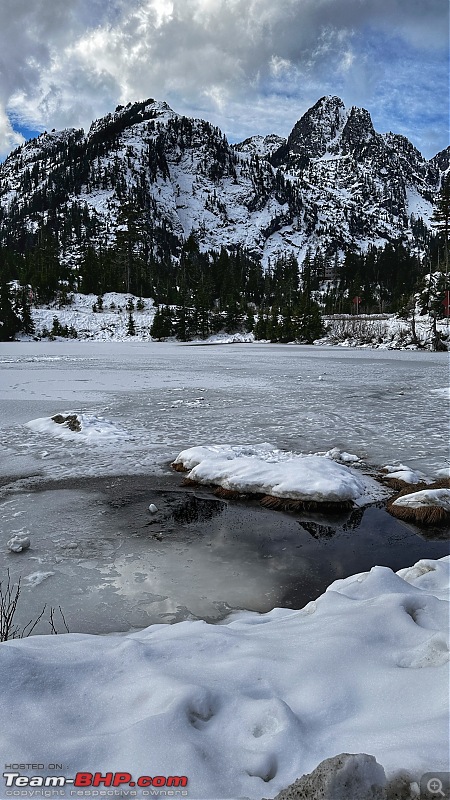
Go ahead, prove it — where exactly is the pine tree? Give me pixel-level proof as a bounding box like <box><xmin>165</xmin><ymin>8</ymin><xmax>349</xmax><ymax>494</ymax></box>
<box><xmin>245</xmin><ymin>306</ymin><xmax>255</xmax><ymax>332</ymax></box>
<box><xmin>127</xmin><ymin>312</ymin><xmax>136</xmax><ymax>336</ymax></box>
<box><xmin>267</xmin><ymin>307</ymin><xmax>281</xmax><ymax>342</ymax></box>
<box><xmin>20</xmin><ymin>288</ymin><xmax>35</xmax><ymax>336</ymax></box>
<box><xmin>0</xmin><ymin>283</ymin><xmax>21</xmax><ymax>341</ymax></box>
<box><xmin>150</xmin><ymin>306</ymin><xmax>172</xmax><ymax>340</ymax></box>
<box><xmin>296</xmin><ymin>301</ymin><xmax>325</xmax><ymax>343</ymax></box>
<box><xmin>432</xmin><ymin>174</ymin><xmax>450</xmax><ymax>281</ymax></box>
<box><xmin>253</xmin><ymin>310</ymin><xmax>268</xmax><ymax>340</ymax></box>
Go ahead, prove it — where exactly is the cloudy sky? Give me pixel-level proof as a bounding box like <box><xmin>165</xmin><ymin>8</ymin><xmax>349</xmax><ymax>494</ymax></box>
<box><xmin>0</xmin><ymin>0</ymin><xmax>448</xmax><ymax>161</ymax></box>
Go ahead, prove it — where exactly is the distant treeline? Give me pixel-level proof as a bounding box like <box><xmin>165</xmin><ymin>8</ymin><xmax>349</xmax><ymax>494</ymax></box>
<box><xmin>0</xmin><ymin>228</ymin><xmax>446</xmax><ymax>342</ymax></box>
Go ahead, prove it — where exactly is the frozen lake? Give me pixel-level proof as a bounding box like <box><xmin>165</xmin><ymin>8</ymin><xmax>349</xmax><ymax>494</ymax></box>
<box><xmin>0</xmin><ymin>341</ymin><xmax>448</xmax><ymax>633</ymax></box>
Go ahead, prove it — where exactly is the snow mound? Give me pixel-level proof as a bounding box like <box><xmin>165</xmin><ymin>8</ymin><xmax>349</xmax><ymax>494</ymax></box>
<box><xmin>324</xmin><ymin>447</ymin><xmax>360</xmax><ymax>463</ymax></box>
<box><xmin>392</xmin><ymin>488</ymin><xmax>450</xmax><ymax>511</ymax></box>
<box><xmin>7</xmin><ymin>534</ymin><xmax>30</xmax><ymax>553</ymax></box>
<box><xmin>383</xmin><ymin>463</ymin><xmax>430</xmax><ymax>484</ymax></box>
<box><xmin>26</xmin><ymin>412</ymin><xmax>129</xmax><ymax>441</ymax></box>
<box><xmin>173</xmin><ymin>444</ymin><xmax>387</xmax><ymax>506</ymax></box>
<box><xmin>0</xmin><ymin>556</ymin><xmax>448</xmax><ymax>798</ymax></box>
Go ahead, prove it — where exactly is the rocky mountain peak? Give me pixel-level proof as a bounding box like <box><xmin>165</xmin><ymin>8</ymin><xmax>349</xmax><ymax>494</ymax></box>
<box><xmin>270</xmin><ymin>95</ymin><xmax>348</xmax><ymax>169</ymax></box>
<box><xmin>0</xmin><ymin>95</ymin><xmax>444</xmax><ymax>276</ymax></box>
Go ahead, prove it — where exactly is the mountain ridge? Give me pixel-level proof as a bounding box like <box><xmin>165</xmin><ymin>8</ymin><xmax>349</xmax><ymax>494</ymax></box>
<box><xmin>0</xmin><ymin>94</ymin><xmax>448</xmax><ymax>275</ymax></box>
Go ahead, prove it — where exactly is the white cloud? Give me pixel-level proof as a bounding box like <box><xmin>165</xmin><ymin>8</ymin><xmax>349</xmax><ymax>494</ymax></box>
<box><xmin>0</xmin><ymin>109</ymin><xmax>25</xmax><ymax>159</ymax></box>
<box><xmin>0</xmin><ymin>0</ymin><xmax>447</xmax><ymax>159</ymax></box>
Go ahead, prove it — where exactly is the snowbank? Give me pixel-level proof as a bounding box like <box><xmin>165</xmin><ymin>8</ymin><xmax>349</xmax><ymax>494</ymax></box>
<box><xmin>319</xmin><ymin>314</ymin><xmax>449</xmax><ymax>351</ymax></box>
<box><xmin>0</xmin><ymin>556</ymin><xmax>448</xmax><ymax>799</ymax></box>
<box><xmin>190</xmin><ymin>332</ymin><xmax>256</xmax><ymax>345</ymax></box>
<box><xmin>382</xmin><ymin>463</ymin><xmax>430</xmax><ymax>485</ymax></box>
<box><xmin>172</xmin><ymin>443</ymin><xmax>387</xmax><ymax>506</ymax></box>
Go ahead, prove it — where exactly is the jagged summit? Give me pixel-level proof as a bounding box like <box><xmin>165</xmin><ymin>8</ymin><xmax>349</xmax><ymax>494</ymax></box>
<box><xmin>271</xmin><ymin>96</ymin><xmax>348</xmax><ymax>169</ymax></box>
<box><xmin>0</xmin><ymin>95</ymin><xmax>444</xmax><ymax>271</ymax></box>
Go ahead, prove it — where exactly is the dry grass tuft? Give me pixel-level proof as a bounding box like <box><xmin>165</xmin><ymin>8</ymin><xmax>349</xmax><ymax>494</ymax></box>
<box><xmin>259</xmin><ymin>495</ymin><xmax>353</xmax><ymax>512</ymax></box>
<box><xmin>381</xmin><ymin>477</ymin><xmax>420</xmax><ymax>491</ymax></box>
<box><xmin>388</xmin><ymin>503</ymin><xmax>450</xmax><ymax>526</ymax></box>
<box><xmin>432</xmin><ymin>477</ymin><xmax>450</xmax><ymax>489</ymax></box>
<box><xmin>213</xmin><ymin>487</ymin><xmax>247</xmax><ymax>500</ymax></box>
<box><xmin>171</xmin><ymin>461</ymin><xmax>189</xmax><ymax>473</ymax></box>
<box><xmin>181</xmin><ymin>477</ymin><xmax>199</xmax><ymax>487</ymax></box>
<box><xmin>386</xmin><ymin>479</ymin><xmax>450</xmax><ymax>527</ymax></box>
<box><xmin>381</xmin><ymin>475</ymin><xmax>450</xmax><ymax>492</ymax></box>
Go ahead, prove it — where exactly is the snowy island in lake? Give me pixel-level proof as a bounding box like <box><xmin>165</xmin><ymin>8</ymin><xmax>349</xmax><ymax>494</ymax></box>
<box><xmin>172</xmin><ymin>443</ymin><xmax>389</xmax><ymax>508</ymax></box>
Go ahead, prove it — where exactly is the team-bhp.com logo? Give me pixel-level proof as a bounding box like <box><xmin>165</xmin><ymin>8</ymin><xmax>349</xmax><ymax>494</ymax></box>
<box><xmin>3</xmin><ymin>771</ymin><xmax>188</xmax><ymax>795</ymax></box>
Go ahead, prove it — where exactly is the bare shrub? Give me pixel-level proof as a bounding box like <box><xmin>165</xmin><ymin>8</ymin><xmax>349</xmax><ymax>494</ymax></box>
<box><xmin>325</xmin><ymin>319</ymin><xmax>390</xmax><ymax>344</ymax></box>
<box><xmin>0</xmin><ymin>570</ymin><xmax>69</xmax><ymax>641</ymax></box>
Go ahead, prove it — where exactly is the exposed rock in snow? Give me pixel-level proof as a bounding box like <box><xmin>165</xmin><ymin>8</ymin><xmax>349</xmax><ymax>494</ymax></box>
<box><xmin>26</xmin><ymin>412</ymin><xmax>129</xmax><ymax>441</ymax></box>
<box><xmin>269</xmin><ymin>753</ymin><xmax>387</xmax><ymax>800</ymax></box>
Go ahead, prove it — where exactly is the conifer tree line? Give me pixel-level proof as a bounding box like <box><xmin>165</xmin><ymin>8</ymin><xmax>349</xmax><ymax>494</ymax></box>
<box><xmin>0</xmin><ymin>170</ymin><xmax>448</xmax><ymax>341</ymax></box>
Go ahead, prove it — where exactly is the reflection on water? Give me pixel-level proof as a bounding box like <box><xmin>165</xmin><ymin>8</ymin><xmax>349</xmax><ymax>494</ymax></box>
<box><xmin>299</xmin><ymin>507</ymin><xmax>365</xmax><ymax>540</ymax></box>
<box><xmin>0</xmin><ymin>474</ymin><xmax>448</xmax><ymax>635</ymax></box>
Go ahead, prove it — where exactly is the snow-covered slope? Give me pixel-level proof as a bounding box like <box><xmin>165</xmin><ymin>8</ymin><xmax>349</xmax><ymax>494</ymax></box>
<box><xmin>30</xmin><ymin>292</ymin><xmax>156</xmax><ymax>340</ymax></box>
<box><xmin>0</xmin><ymin>96</ymin><xmax>446</xmax><ymax>271</ymax></box>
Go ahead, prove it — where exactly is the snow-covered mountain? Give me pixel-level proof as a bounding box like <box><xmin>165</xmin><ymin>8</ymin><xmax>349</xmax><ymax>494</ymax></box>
<box><xmin>0</xmin><ymin>95</ymin><xmax>447</xmax><ymax>270</ymax></box>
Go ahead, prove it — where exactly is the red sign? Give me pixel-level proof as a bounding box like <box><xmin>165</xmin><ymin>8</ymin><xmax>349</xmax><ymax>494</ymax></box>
<box><xmin>442</xmin><ymin>290</ymin><xmax>450</xmax><ymax>316</ymax></box>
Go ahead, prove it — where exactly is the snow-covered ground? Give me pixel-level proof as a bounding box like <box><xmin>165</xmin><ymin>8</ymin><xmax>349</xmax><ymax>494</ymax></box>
<box><xmin>21</xmin><ymin>292</ymin><xmax>450</xmax><ymax>351</ymax></box>
<box><xmin>0</xmin><ymin>556</ymin><xmax>448</xmax><ymax>799</ymax></box>
<box><xmin>30</xmin><ymin>292</ymin><xmax>156</xmax><ymax>340</ymax></box>
<box><xmin>0</xmin><ymin>340</ymin><xmax>448</xmax><ymax>798</ymax></box>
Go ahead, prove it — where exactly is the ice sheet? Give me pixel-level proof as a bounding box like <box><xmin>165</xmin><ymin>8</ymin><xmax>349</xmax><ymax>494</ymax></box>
<box><xmin>0</xmin><ymin>341</ymin><xmax>448</xmax><ymax>481</ymax></box>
